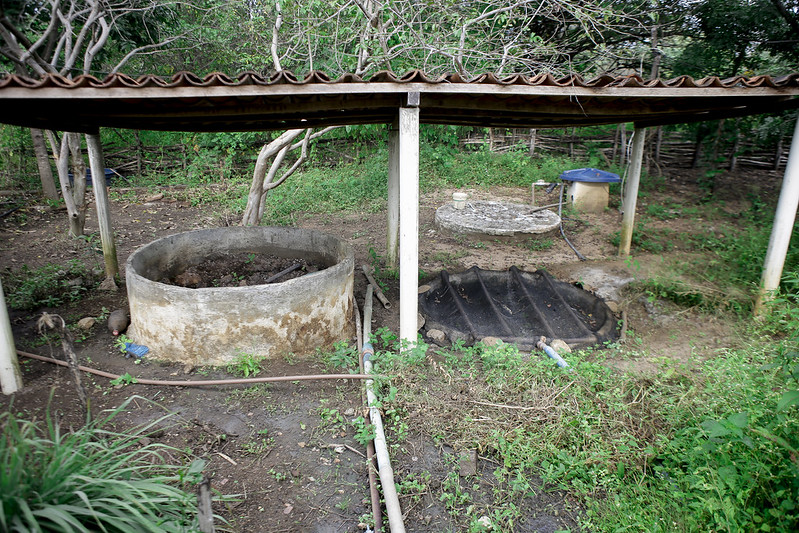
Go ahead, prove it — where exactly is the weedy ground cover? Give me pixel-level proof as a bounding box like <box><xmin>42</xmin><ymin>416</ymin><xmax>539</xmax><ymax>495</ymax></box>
<box><xmin>0</xmin><ymin>396</ymin><xmax>215</xmax><ymax>532</ymax></box>
<box><xmin>368</xmin><ymin>291</ymin><xmax>799</xmax><ymax>532</ymax></box>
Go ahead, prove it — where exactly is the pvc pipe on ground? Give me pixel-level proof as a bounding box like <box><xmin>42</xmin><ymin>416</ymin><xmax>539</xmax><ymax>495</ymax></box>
<box><xmin>363</xmin><ymin>284</ymin><xmax>406</xmax><ymax>533</ymax></box>
<box><xmin>535</xmin><ymin>337</ymin><xmax>570</xmax><ymax>369</ymax></box>
<box><xmin>16</xmin><ymin>350</ymin><xmax>374</xmax><ymax>386</ymax></box>
<box><xmin>0</xmin><ymin>278</ymin><xmax>23</xmax><ymax>394</ymax></box>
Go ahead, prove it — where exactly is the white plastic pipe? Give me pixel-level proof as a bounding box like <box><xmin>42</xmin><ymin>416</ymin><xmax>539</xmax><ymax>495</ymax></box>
<box><xmin>618</xmin><ymin>127</ymin><xmax>647</xmax><ymax>256</ymax></box>
<box><xmin>755</xmin><ymin>114</ymin><xmax>799</xmax><ymax>314</ymax></box>
<box><xmin>362</xmin><ymin>285</ymin><xmax>406</xmax><ymax>533</ymax></box>
<box><xmin>0</xmin><ymin>277</ymin><xmax>23</xmax><ymax>394</ymax></box>
<box><xmin>398</xmin><ymin>106</ymin><xmax>420</xmax><ymax>346</ymax></box>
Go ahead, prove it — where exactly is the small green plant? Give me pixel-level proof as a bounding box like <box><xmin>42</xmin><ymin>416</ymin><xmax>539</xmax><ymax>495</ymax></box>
<box><xmin>109</xmin><ymin>372</ymin><xmax>138</xmax><ymax>386</ymax></box>
<box><xmin>242</xmin><ymin>429</ymin><xmax>274</xmax><ymax>455</ymax></box>
<box><xmin>114</xmin><ymin>333</ymin><xmax>133</xmax><ymax>353</ymax></box>
<box><xmin>321</xmin><ymin>340</ymin><xmax>358</xmax><ymax>370</ymax></box>
<box><xmin>226</xmin><ymin>350</ymin><xmax>264</xmax><ymax>377</ymax></box>
<box><xmin>318</xmin><ymin>405</ymin><xmax>347</xmax><ymax>433</ymax></box>
<box><xmin>367</xmin><ymin>246</ymin><xmax>397</xmax><ymax>292</ymax></box>
<box><xmin>525</xmin><ymin>238</ymin><xmax>554</xmax><ymax>251</ymax></box>
<box><xmin>0</xmin><ymin>396</ymin><xmax>211</xmax><ymax>531</ymax></box>
<box><xmin>440</xmin><ymin>470</ymin><xmax>471</xmax><ymax>511</ymax></box>
<box><xmin>352</xmin><ymin>416</ymin><xmax>375</xmax><ymax>446</ymax></box>
<box><xmin>396</xmin><ymin>471</ymin><xmax>431</xmax><ymax>504</ymax></box>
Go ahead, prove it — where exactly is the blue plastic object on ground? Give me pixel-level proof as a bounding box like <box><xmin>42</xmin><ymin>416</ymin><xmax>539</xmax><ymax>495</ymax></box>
<box><xmin>124</xmin><ymin>342</ymin><xmax>149</xmax><ymax>359</ymax></box>
<box><xmin>67</xmin><ymin>168</ymin><xmax>117</xmax><ymax>187</ymax></box>
<box><xmin>559</xmin><ymin>167</ymin><xmax>621</xmax><ymax>183</ymax></box>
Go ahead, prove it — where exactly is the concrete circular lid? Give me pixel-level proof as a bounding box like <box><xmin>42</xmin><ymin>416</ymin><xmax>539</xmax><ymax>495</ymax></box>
<box><xmin>435</xmin><ymin>200</ymin><xmax>560</xmax><ymax>236</ymax></box>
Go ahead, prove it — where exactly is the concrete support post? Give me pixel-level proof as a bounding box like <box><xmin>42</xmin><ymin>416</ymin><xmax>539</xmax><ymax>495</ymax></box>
<box><xmin>387</xmin><ymin>119</ymin><xmax>400</xmax><ymax>270</ymax></box>
<box><xmin>86</xmin><ymin>132</ymin><xmax>119</xmax><ymax>289</ymax></box>
<box><xmin>755</xmin><ymin>115</ymin><xmax>799</xmax><ymax>314</ymax></box>
<box><xmin>618</xmin><ymin>127</ymin><xmax>647</xmax><ymax>256</ymax></box>
<box><xmin>0</xmin><ymin>277</ymin><xmax>23</xmax><ymax>395</ymax></box>
<box><xmin>398</xmin><ymin>101</ymin><xmax>420</xmax><ymax>347</ymax></box>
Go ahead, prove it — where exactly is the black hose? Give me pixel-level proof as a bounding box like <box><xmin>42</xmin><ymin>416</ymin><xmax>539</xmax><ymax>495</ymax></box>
<box><xmin>558</xmin><ymin>183</ymin><xmax>586</xmax><ymax>261</ymax></box>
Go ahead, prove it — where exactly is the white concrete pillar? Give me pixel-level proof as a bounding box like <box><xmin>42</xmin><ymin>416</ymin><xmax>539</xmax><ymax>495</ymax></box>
<box><xmin>86</xmin><ymin>132</ymin><xmax>119</xmax><ymax>288</ymax></box>
<box><xmin>398</xmin><ymin>99</ymin><xmax>420</xmax><ymax>346</ymax></box>
<box><xmin>618</xmin><ymin>127</ymin><xmax>647</xmax><ymax>256</ymax></box>
<box><xmin>0</xmin><ymin>277</ymin><xmax>23</xmax><ymax>395</ymax></box>
<box><xmin>387</xmin><ymin>120</ymin><xmax>400</xmax><ymax>270</ymax></box>
<box><xmin>755</xmin><ymin>115</ymin><xmax>799</xmax><ymax>314</ymax></box>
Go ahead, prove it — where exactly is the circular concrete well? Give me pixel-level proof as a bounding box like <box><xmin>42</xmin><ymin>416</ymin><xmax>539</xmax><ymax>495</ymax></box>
<box><xmin>435</xmin><ymin>200</ymin><xmax>560</xmax><ymax>238</ymax></box>
<box><xmin>126</xmin><ymin>227</ymin><xmax>354</xmax><ymax>366</ymax></box>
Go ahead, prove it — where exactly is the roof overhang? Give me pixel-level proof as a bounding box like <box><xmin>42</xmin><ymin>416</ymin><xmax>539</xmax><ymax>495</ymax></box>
<box><xmin>1</xmin><ymin>71</ymin><xmax>798</xmax><ymax>133</ymax></box>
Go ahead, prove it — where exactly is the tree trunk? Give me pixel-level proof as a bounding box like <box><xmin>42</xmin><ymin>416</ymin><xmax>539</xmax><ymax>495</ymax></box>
<box><xmin>67</xmin><ymin>133</ymin><xmax>88</xmax><ymax>236</ymax></box>
<box><xmin>691</xmin><ymin>124</ymin><xmax>707</xmax><ymax>168</ymax></box>
<box><xmin>528</xmin><ymin>128</ymin><xmax>536</xmax><ymax>157</ymax></box>
<box><xmin>710</xmin><ymin>119</ymin><xmax>726</xmax><ymax>166</ymax></box>
<box><xmin>30</xmin><ymin>128</ymin><xmax>58</xmax><ymax>200</ymax></box>
<box><xmin>729</xmin><ymin>128</ymin><xmax>742</xmax><ymax>171</ymax></box>
<box><xmin>774</xmin><ymin>137</ymin><xmax>784</xmax><ymax>171</ymax></box>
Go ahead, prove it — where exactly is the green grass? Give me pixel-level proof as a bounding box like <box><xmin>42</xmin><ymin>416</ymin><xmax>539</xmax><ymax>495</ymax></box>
<box><xmin>253</xmin><ymin>144</ymin><xmax>604</xmax><ymax>225</ymax></box>
<box><xmin>0</xmin><ymin>396</ymin><xmax>212</xmax><ymax>532</ymax></box>
<box><xmin>368</xmin><ymin>298</ymin><xmax>799</xmax><ymax>532</ymax></box>
<box><xmin>3</xmin><ymin>259</ymin><xmax>97</xmax><ymax>310</ymax></box>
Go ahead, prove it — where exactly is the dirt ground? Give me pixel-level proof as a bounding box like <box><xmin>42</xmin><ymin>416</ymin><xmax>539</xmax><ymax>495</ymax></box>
<box><xmin>0</xmin><ymin>166</ymin><xmax>771</xmax><ymax>531</ymax></box>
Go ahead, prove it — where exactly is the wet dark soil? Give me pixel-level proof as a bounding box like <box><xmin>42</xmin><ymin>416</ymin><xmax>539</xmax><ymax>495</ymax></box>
<box><xmin>166</xmin><ymin>252</ymin><xmax>324</xmax><ymax>288</ymax></box>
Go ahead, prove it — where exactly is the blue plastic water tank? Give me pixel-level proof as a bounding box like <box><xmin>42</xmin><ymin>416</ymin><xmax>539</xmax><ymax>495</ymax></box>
<box><xmin>559</xmin><ymin>168</ymin><xmax>620</xmax><ymax>183</ymax></box>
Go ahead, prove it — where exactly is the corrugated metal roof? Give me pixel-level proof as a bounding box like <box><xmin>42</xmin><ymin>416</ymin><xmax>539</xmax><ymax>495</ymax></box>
<box><xmin>1</xmin><ymin>70</ymin><xmax>798</xmax><ymax>132</ymax></box>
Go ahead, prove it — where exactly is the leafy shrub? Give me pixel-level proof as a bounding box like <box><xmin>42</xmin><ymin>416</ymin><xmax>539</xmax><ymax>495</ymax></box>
<box><xmin>0</xmin><ymin>398</ymin><xmax>209</xmax><ymax>532</ymax></box>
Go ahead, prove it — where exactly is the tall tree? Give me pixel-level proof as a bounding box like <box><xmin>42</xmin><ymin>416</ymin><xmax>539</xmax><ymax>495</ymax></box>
<box><xmin>0</xmin><ymin>0</ymin><xmax>196</xmax><ymax>235</ymax></box>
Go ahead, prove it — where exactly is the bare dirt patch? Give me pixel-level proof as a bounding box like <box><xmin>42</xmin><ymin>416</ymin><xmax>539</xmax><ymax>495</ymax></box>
<box><xmin>0</xmin><ymin>166</ymin><xmax>768</xmax><ymax>531</ymax></box>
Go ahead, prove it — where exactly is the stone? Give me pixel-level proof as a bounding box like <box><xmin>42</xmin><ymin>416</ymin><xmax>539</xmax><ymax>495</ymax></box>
<box><xmin>77</xmin><ymin>317</ymin><xmax>96</xmax><ymax>329</ymax></box>
<box><xmin>550</xmin><ymin>339</ymin><xmax>572</xmax><ymax>354</ymax></box>
<box><xmin>427</xmin><ymin>329</ymin><xmax>447</xmax><ymax>344</ymax></box>
<box><xmin>417</xmin><ymin>313</ymin><xmax>425</xmax><ymax>330</ymax></box>
<box><xmin>418</xmin><ymin>284</ymin><xmax>431</xmax><ymax>294</ymax></box>
<box><xmin>481</xmin><ymin>336</ymin><xmax>503</xmax><ymax>347</ymax></box>
<box><xmin>458</xmin><ymin>449</ymin><xmax>478</xmax><ymax>477</ymax></box>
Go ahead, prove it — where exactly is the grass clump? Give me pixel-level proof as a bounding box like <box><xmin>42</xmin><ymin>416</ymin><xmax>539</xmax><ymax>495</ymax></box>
<box><xmin>3</xmin><ymin>259</ymin><xmax>96</xmax><ymax>311</ymax></box>
<box><xmin>0</xmin><ymin>397</ymin><xmax>209</xmax><ymax>532</ymax></box>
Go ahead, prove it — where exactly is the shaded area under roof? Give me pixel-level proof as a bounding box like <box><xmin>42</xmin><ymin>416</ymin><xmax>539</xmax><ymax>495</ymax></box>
<box><xmin>0</xmin><ymin>70</ymin><xmax>798</xmax><ymax>133</ymax></box>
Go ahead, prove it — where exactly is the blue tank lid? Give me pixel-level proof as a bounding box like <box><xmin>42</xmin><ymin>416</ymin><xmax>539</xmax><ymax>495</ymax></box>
<box><xmin>559</xmin><ymin>168</ymin><xmax>621</xmax><ymax>183</ymax></box>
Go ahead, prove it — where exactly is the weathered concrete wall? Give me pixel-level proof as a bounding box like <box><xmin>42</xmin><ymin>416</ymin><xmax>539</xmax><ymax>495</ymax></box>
<box><xmin>126</xmin><ymin>227</ymin><xmax>354</xmax><ymax>366</ymax></box>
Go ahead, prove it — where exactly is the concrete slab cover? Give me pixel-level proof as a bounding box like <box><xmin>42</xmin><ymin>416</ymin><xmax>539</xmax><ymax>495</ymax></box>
<box><xmin>435</xmin><ymin>200</ymin><xmax>560</xmax><ymax>237</ymax></box>
<box><xmin>126</xmin><ymin>227</ymin><xmax>354</xmax><ymax>366</ymax></box>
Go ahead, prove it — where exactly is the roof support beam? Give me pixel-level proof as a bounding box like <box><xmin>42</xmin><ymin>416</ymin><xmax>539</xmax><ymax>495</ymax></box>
<box><xmin>618</xmin><ymin>127</ymin><xmax>647</xmax><ymax>256</ymax></box>
<box><xmin>86</xmin><ymin>132</ymin><xmax>120</xmax><ymax>289</ymax></box>
<box><xmin>755</xmin><ymin>114</ymin><xmax>799</xmax><ymax>314</ymax></box>
<box><xmin>398</xmin><ymin>103</ymin><xmax>420</xmax><ymax>347</ymax></box>
<box><xmin>0</xmin><ymin>277</ymin><xmax>23</xmax><ymax>395</ymax></box>
<box><xmin>386</xmin><ymin>119</ymin><xmax>399</xmax><ymax>270</ymax></box>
